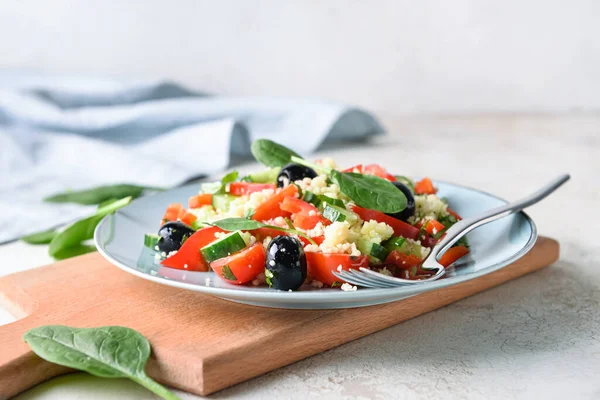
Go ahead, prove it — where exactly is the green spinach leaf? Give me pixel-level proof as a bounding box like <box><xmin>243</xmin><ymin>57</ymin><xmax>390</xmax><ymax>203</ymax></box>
<box><xmin>330</xmin><ymin>171</ymin><xmax>407</xmax><ymax>214</ymax></box>
<box><xmin>44</xmin><ymin>184</ymin><xmax>163</xmax><ymax>205</ymax></box>
<box><xmin>52</xmin><ymin>243</ymin><xmax>97</xmax><ymax>260</ymax></box>
<box><xmin>24</xmin><ymin>325</ymin><xmax>180</xmax><ymax>400</ymax></box>
<box><xmin>48</xmin><ymin>196</ymin><xmax>132</xmax><ymax>257</ymax></box>
<box><xmin>21</xmin><ymin>228</ymin><xmax>58</xmax><ymax>245</ymax></box>
<box><xmin>251</xmin><ymin>139</ymin><xmax>302</xmax><ymax>168</ymax></box>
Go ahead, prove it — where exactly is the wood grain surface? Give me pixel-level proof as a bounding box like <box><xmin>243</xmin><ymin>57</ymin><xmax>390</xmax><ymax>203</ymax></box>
<box><xmin>0</xmin><ymin>237</ymin><xmax>559</xmax><ymax>398</ymax></box>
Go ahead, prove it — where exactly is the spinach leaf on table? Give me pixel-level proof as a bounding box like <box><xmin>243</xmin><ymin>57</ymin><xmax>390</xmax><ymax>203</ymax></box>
<box><xmin>48</xmin><ymin>196</ymin><xmax>132</xmax><ymax>257</ymax></box>
<box><xmin>52</xmin><ymin>243</ymin><xmax>97</xmax><ymax>260</ymax></box>
<box><xmin>44</xmin><ymin>184</ymin><xmax>163</xmax><ymax>205</ymax></box>
<box><xmin>24</xmin><ymin>325</ymin><xmax>181</xmax><ymax>400</ymax></box>
<box><xmin>21</xmin><ymin>228</ymin><xmax>58</xmax><ymax>245</ymax></box>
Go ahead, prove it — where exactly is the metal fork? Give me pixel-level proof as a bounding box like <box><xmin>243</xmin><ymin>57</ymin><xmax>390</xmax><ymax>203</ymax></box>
<box><xmin>333</xmin><ymin>174</ymin><xmax>570</xmax><ymax>288</ymax></box>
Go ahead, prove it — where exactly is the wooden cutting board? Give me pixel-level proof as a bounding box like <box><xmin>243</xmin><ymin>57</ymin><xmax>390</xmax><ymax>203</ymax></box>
<box><xmin>0</xmin><ymin>236</ymin><xmax>559</xmax><ymax>398</ymax></box>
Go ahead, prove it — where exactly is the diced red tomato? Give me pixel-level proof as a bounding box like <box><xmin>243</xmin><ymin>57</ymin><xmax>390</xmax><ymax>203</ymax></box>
<box><xmin>253</xmin><ymin>184</ymin><xmax>298</xmax><ymax>221</ymax></box>
<box><xmin>447</xmin><ymin>208</ymin><xmax>462</xmax><ymax>220</ymax></box>
<box><xmin>161</xmin><ymin>226</ymin><xmax>224</xmax><ymax>272</ymax></box>
<box><xmin>280</xmin><ymin>196</ymin><xmax>313</xmax><ymax>214</ymax></box>
<box><xmin>211</xmin><ymin>243</ymin><xmax>266</xmax><ymax>285</ymax></box>
<box><xmin>385</xmin><ymin>250</ymin><xmax>422</xmax><ymax>269</ymax></box>
<box><xmin>177</xmin><ymin>208</ymin><xmax>197</xmax><ymax>226</ymax></box>
<box><xmin>342</xmin><ymin>164</ymin><xmax>363</xmax><ymax>173</ymax></box>
<box><xmin>343</xmin><ymin>164</ymin><xmax>396</xmax><ymax>181</ymax></box>
<box><xmin>281</xmin><ymin>197</ymin><xmax>329</xmax><ymax>230</ymax></box>
<box><xmin>229</xmin><ymin>182</ymin><xmax>276</xmax><ymax>196</ymax></box>
<box><xmin>438</xmin><ymin>245</ymin><xmax>469</xmax><ymax>267</ymax></box>
<box><xmin>306</xmin><ymin>253</ymin><xmax>369</xmax><ymax>286</ymax></box>
<box><xmin>162</xmin><ymin>203</ymin><xmax>183</xmax><ymax>224</ymax></box>
<box><xmin>362</xmin><ymin>164</ymin><xmax>396</xmax><ymax>181</ymax></box>
<box><xmin>384</xmin><ymin>250</ymin><xmax>435</xmax><ymax>280</ymax></box>
<box><xmin>420</xmin><ymin>235</ymin><xmax>438</xmax><ymax>248</ymax></box>
<box><xmin>162</xmin><ymin>203</ymin><xmax>197</xmax><ymax>226</ymax></box>
<box><xmin>351</xmin><ymin>205</ymin><xmax>419</xmax><ymax>240</ymax></box>
<box><xmin>414</xmin><ymin>177</ymin><xmax>437</xmax><ymax>195</ymax></box>
<box><xmin>188</xmin><ymin>194</ymin><xmax>212</xmax><ymax>209</ymax></box>
<box><xmin>424</xmin><ymin>220</ymin><xmax>445</xmax><ymax>235</ymax></box>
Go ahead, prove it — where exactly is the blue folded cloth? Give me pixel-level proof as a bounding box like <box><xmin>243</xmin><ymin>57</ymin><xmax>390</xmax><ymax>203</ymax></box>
<box><xmin>0</xmin><ymin>71</ymin><xmax>384</xmax><ymax>243</ymax></box>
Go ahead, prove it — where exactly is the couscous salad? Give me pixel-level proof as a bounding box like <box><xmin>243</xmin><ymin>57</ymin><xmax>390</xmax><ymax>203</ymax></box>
<box><xmin>144</xmin><ymin>139</ymin><xmax>469</xmax><ymax>291</ymax></box>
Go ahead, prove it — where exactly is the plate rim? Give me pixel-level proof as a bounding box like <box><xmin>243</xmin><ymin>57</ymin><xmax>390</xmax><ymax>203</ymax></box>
<box><xmin>94</xmin><ymin>179</ymin><xmax>538</xmax><ymax>304</ymax></box>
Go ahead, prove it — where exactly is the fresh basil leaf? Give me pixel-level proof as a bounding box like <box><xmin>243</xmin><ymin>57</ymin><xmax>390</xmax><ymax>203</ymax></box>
<box><xmin>251</xmin><ymin>139</ymin><xmax>302</xmax><ymax>168</ymax></box>
<box><xmin>52</xmin><ymin>243</ymin><xmax>97</xmax><ymax>260</ymax></box>
<box><xmin>221</xmin><ymin>265</ymin><xmax>237</xmax><ymax>281</ymax></box>
<box><xmin>44</xmin><ymin>184</ymin><xmax>163</xmax><ymax>205</ymax></box>
<box><xmin>221</xmin><ymin>170</ymin><xmax>239</xmax><ymax>185</ymax></box>
<box><xmin>330</xmin><ymin>171</ymin><xmax>407</xmax><ymax>214</ymax></box>
<box><xmin>211</xmin><ymin>218</ymin><xmax>264</xmax><ymax>231</ymax></box>
<box><xmin>284</xmin><ymin>218</ymin><xmax>295</xmax><ymax>230</ymax></box>
<box><xmin>211</xmin><ymin>218</ymin><xmax>317</xmax><ymax>245</ymax></box>
<box><xmin>23</xmin><ymin>325</ymin><xmax>181</xmax><ymax>400</ymax></box>
<box><xmin>21</xmin><ymin>228</ymin><xmax>58</xmax><ymax>245</ymax></box>
<box><xmin>48</xmin><ymin>197</ymin><xmax>132</xmax><ymax>257</ymax></box>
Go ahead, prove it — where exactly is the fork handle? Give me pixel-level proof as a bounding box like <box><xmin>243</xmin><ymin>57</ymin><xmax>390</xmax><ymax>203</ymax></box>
<box><xmin>430</xmin><ymin>174</ymin><xmax>570</xmax><ymax>260</ymax></box>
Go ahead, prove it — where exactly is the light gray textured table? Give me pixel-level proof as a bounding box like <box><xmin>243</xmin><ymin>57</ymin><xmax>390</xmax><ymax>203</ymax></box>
<box><xmin>2</xmin><ymin>114</ymin><xmax>598</xmax><ymax>399</ymax></box>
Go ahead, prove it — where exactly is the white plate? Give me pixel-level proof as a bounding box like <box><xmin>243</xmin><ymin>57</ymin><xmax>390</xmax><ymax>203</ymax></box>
<box><xmin>94</xmin><ymin>181</ymin><xmax>536</xmax><ymax>309</ymax></box>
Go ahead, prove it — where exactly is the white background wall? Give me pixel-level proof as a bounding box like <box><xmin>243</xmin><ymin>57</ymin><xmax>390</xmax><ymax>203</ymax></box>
<box><xmin>1</xmin><ymin>0</ymin><xmax>599</xmax><ymax>116</ymax></box>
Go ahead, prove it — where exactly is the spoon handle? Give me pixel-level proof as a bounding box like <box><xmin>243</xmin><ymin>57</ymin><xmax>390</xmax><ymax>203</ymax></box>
<box><xmin>429</xmin><ymin>174</ymin><xmax>570</xmax><ymax>262</ymax></box>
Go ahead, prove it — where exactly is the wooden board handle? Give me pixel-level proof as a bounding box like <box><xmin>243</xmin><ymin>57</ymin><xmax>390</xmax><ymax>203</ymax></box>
<box><xmin>0</xmin><ymin>317</ymin><xmax>71</xmax><ymax>398</ymax></box>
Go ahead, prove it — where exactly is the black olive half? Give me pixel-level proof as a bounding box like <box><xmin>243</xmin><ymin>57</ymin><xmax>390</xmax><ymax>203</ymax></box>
<box><xmin>387</xmin><ymin>182</ymin><xmax>415</xmax><ymax>222</ymax></box>
<box><xmin>157</xmin><ymin>221</ymin><xmax>195</xmax><ymax>253</ymax></box>
<box><xmin>265</xmin><ymin>236</ymin><xmax>307</xmax><ymax>291</ymax></box>
<box><xmin>277</xmin><ymin>163</ymin><xmax>317</xmax><ymax>187</ymax></box>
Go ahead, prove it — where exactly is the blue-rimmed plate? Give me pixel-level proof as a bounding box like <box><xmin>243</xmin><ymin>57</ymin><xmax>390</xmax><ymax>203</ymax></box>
<box><xmin>94</xmin><ymin>181</ymin><xmax>537</xmax><ymax>309</ymax></box>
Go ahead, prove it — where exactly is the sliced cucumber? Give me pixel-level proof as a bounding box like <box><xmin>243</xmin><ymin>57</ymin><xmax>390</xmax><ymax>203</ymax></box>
<box><xmin>212</xmin><ymin>193</ymin><xmax>237</xmax><ymax>212</ymax></box>
<box><xmin>322</xmin><ymin>204</ymin><xmax>358</xmax><ymax>223</ymax></box>
<box><xmin>357</xmin><ymin>239</ymin><xmax>389</xmax><ymax>261</ymax></box>
<box><xmin>200</xmin><ymin>231</ymin><xmax>247</xmax><ymax>263</ymax></box>
<box><xmin>242</xmin><ymin>168</ymin><xmax>279</xmax><ymax>184</ymax></box>
<box><xmin>200</xmin><ymin>181</ymin><xmax>222</xmax><ymax>194</ymax></box>
<box><xmin>383</xmin><ymin>236</ymin><xmax>423</xmax><ymax>257</ymax></box>
<box><xmin>144</xmin><ymin>233</ymin><xmax>160</xmax><ymax>249</ymax></box>
<box><xmin>319</xmin><ymin>195</ymin><xmax>345</xmax><ymax>209</ymax></box>
<box><xmin>302</xmin><ymin>191</ymin><xmax>345</xmax><ymax>209</ymax></box>
<box><xmin>394</xmin><ymin>176</ymin><xmax>415</xmax><ymax>192</ymax></box>
<box><xmin>302</xmin><ymin>190</ymin><xmax>321</xmax><ymax>207</ymax></box>
<box><xmin>383</xmin><ymin>236</ymin><xmax>406</xmax><ymax>252</ymax></box>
